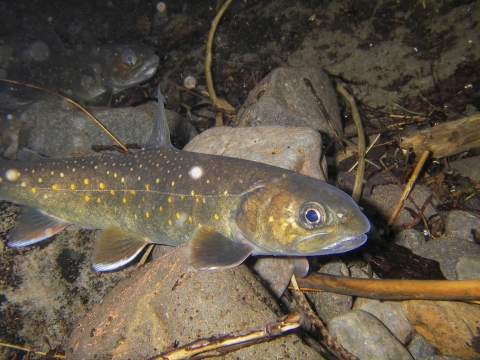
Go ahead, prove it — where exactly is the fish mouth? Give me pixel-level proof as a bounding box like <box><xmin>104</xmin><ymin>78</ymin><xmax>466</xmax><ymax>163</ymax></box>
<box><xmin>106</xmin><ymin>55</ymin><xmax>159</xmax><ymax>92</ymax></box>
<box><xmin>295</xmin><ymin>233</ymin><xmax>367</xmax><ymax>255</ymax></box>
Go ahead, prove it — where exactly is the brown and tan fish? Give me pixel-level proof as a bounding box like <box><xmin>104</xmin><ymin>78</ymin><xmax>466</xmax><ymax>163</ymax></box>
<box><xmin>0</xmin><ymin>90</ymin><xmax>370</xmax><ymax>272</ymax></box>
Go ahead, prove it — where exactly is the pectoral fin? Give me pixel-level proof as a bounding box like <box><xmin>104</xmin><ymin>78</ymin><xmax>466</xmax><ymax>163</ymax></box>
<box><xmin>8</xmin><ymin>206</ymin><xmax>68</xmax><ymax>247</ymax></box>
<box><xmin>190</xmin><ymin>226</ymin><xmax>253</xmax><ymax>270</ymax></box>
<box><xmin>92</xmin><ymin>227</ymin><xmax>148</xmax><ymax>272</ymax></box>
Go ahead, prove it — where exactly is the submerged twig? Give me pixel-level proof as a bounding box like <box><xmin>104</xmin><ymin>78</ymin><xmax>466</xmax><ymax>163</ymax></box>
<box><xmin>336</xmin><ymin>83</ymin><xmax>366</xmax><ymax>204</ymax></box>
<box><xmin>205</xmin><ymin>0</ymin><xmax>235</xmax><ymax>126</ymax></box>
<box><xmin>388</xmin><ymin>149</ymin><xmax>430</xmax><ymax>226</ymax></box>
<box><xmin>290</xmin><ymin>275</ymin><xmax>359</xmax><ymax>360</ymax></box>
<box><xmin>295</xmin><ymin>273</ymin><xmax>480</xmax><ymax>301</ymax></box>
<box><xmin>149</xmin><ymin>313</ymin><xmax>300</xmax><ymax>359</ymax></box>
<box><xmin>0</xmin><ymin>341</ymin><xmax>65</xmax><ymax>359</ymax></box>
<box><xmin>348</xmin><ymin>133</ymin><xmax>381</xmax><ymax>172</ymax></box>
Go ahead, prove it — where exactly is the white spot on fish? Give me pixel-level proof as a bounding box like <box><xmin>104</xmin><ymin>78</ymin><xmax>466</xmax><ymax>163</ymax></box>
<box><xmin>175</xmin><ymin>212</ymin><xmax>188</xmax><ymax>227</ymax></box>
<box><xmin>189</xmin><ymin>166</ymin><xmax>203</xmax><ymax>179</ymax></box>
<box><xmin>5</xmin><ymin>169</ymin><xmax>21</xmax><ymax>181</ymax></box>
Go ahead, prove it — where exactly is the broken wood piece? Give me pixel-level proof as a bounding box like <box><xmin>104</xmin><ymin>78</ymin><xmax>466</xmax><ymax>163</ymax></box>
<box><xmin>400</xmin><ymin>114</ymin><xmax>480</xmax><ymax>158</ymax></box>
<box><xmin>290</xmin><ymin>275</ymin><xmax>359</xmax><ymax>360</ymax></box>
<box><xmin>387</xmin><ymin>149</ymin><xmax>430</xmax><ymax>226</ymax></box>
<box><xmin>149</xmin><ymin>314</ymin><xmax>301</xmax><ymax>360</ymax></box>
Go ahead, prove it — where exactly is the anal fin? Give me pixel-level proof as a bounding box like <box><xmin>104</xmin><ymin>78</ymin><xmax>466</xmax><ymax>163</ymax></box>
<box><xmin>190</xmin><ymin>226</ymin><xmax>253</xmax><ymax>270</ymax></box>
<box><xmin>92</xmin><ymin>227</ymin><xmax>148</xmax><ymax>272</ymax></box>
<box><xmin>8</xmin><ymin>206</ymin><xmax>68</xmax><ymax>247</ymax></box>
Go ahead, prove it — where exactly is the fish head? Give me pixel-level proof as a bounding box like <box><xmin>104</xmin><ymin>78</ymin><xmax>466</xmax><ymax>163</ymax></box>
<box><xmin>232</xmin><ymin>173</ymin><xmax>370</xmax><ymax>256</ymax></box>
<box><xmin>100</xmin><ymin>45</ymin><xmax>159</xmax><ymax>93</ymax></box>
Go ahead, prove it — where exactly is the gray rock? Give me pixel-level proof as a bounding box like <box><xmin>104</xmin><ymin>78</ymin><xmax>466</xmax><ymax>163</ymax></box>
<box><xmin>364</xmin><ymin>184</ymin><xmax>438</xmax><ymax>228</ymax></box>
<box><xmin>68</xmin><ymin>244</ymin><xmax>323</xmax><ymax>359</ymax></box>
<box><xmin>413</xmin><ymin>237</ymin><xmax>480</xmax><ymax>280</ymax></box>
<box><xmin>394</xmin><ymin>229</ymin><xmax>426</xmax><ymax>251</ymax></box>
<box><xmin>327</xmin><ymin>310</ymin><xmax>413</xmax><ymax>360</ymax></box>
<box><xmin>445</xmin><ymin>210</ymin><xmax>480</xmax><ymax>243</ymax></box>
<box><xmin>18</xmin><ymin>100</ymin><xmax>197</xmax><ymax>157</ymax></box>
<box><xmin>0</xmin><ymin>208</ymin><xmax>130</xmax><ymax>351</ymax></box>
<box><xmin>407</xmin><ymin>332</ymin><xmax>436</xmax><ymax>359</ymax></box>
<box><xmin>402</xmin><ymin>300</ymin><xmax>480</xmax><ymax>359</ymax></box>
<box><xmin>465</xmin><ymin>197</ymin><xmax>480</xmax><ymax>212</ymax></box>
<box><xmin>455</xmin><ymin>255</ymin><xmax>480</xmax><ymax>280</ymax></box>
<box><xmin>184</xmin><ymin>125</ymin><xmax>327</xmax><ymax>181</ymax></box>
<box><xmin>349</xmin><ymin>264</ymin><xmax>376</xmax><ymax>279</ymax></box>
<box><xmin>307</xmin><ymin>262</ymin><xmax>353</xmax><ymax>323</ymax></box>
<box><xmin>249</xmin><ymin>257</ymin><xmax>301</xmax><ymax>299</ymax></box>
<box><xmin>353</xmin><ymin>298</ymin><xmax>415</xmax><ymax>344</ymax></box>
<box><xmin>450</xmin><ymin>156</ymin><xmax>480</xmax><ymax>182</ymax></box>
<box><xmin>234</xmin><ymin>67</ymin><xmax>342</xmax><ymax>139</ymax></box>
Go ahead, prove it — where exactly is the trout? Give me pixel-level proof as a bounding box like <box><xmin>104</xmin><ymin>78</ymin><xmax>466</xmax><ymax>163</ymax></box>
<box><xmin>0</xmin><ymin>90</ymin><xmax>370</xmax><ymax>272</ymax></box>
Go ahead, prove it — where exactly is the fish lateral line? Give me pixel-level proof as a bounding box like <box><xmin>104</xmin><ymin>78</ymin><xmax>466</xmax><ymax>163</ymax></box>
<box><xmin>0</xmin><ymin>86</ymin><xmax>371</xmax><ymax>273</ymax></box>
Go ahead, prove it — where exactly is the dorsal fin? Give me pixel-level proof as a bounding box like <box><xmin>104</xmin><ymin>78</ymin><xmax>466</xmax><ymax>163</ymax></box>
<box><xmin>145</xmin><ymin>86</ymin><xmax>172</xmax><ymax>150</ymax></box>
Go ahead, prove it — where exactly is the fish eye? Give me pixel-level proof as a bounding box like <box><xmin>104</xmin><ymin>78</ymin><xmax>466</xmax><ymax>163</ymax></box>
<box><xmin>122</xmin><ymin>49</ymin><xmax>137</xmax><ymax>66</ymax></box>
<box><xmin>299</xmin><ymin>202</ymin><xmax>325</xmax><ymax>229</ymax></box>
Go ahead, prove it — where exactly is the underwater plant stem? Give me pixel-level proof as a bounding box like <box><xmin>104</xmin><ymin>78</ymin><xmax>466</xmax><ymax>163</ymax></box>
<box><xmin>205</xmin><ymin>0</ymin><xmax>233</xmax><ymax>103</ymax></box>
<box><xmin>336</xmin><ymin>83</ymin><xmax>366</xmax><ymax>203</ymax></box>
<box><xmin>206</xmin><ymin>0</ymin><xmax>235</xmax><ymax>127</ymax></box>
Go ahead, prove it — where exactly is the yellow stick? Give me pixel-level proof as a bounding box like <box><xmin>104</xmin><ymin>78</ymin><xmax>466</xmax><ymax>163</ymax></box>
<box><xmin>205</xmin><ymin>0</ymin><xmax>233</xmax><ymax>103</ymax></box>
<box><xmin>336</xmin><ymin>83</ymin><xmax>366</xmax><ymax>203</ymax></box>
<box><xmin>296</xmin><ymin>273</ymin><xmax>480</xmax><ymax>300</ymax></box>
<box><xmin>387</xmin><ymin>149</ymin><xmax>430</xmax><ymax>225</ymax></box>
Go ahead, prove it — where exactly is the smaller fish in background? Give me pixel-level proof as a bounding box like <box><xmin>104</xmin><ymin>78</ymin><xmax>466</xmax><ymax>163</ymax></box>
<box><xmin>1</xmin><ymin>44</ymin><xmax>159</xmax><ymax>106</ymax></box>
<box><xmin>0</xmin><ymin>12</ymin><xmax>159</xmax><ymax>106</ymax></box>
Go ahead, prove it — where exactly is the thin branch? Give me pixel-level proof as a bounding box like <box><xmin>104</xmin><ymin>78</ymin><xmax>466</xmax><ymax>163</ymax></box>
<box><xmin>295</xmin><ymin>273</ymin><xmax>480</xmax><ymax>301</ymax></box>
<box><xmin>337</xmin><ymin>83</ymin><xmax>366</xmax><ymax>203</ymax></box>
<box><xmin>0</xmin><ymin>342</ymin><xmax>65</xmax><ymax>359</ymax></box>
<box><xmin>290</xmin><ymin>275</ymin><xmax>359</xmax><ymax>360</ymax></box>
<box><xmin>205</xmin><ymin>0</ymin><xmax>233</xmax><ymax>103</ymax></box>
<box><xmin>388</xmin><ymin>149</ymin><xmax>430</xmax><ymax>226</ymax></box>
<box><xmin>149</xmin><ymin>314</ymin><xmax>300</xmax><ymax>359</ymax></box>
